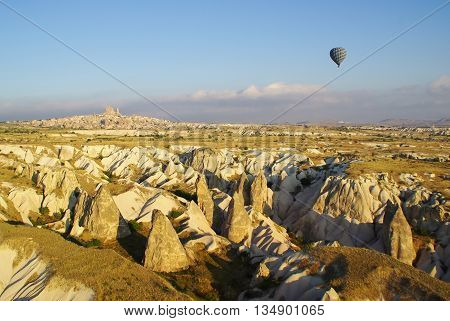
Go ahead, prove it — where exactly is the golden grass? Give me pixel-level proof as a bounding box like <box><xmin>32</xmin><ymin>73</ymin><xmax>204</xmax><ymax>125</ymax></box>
<box><xmin>105</xmin><ymin>181</ymin><xmax>135</xmax><ymax>196</ymax></box>
<box><xmin>346</xmin><ymin>159</ymin><xmax>450</xmax><ymax>198</ymax></box>
<box><xmin>311</xmin><ymin>246</ymin><xmax>450</xmax><ymax>300</ymax></box>
<box><xmin>0</xmin><ymin>124</ymin><xmax>448</xmax><ymax>161</ymax></box>
<box><xmin>0</xmin><ymin>222</ymin><xmax>191</xmax><ymax>301</ymax></box>
<box><xmin>0</xmin><ymin>167</ymin><xmax>34</xmax><ymax>189</ymax></box>
<box><xmin>0</xmin><ymin>193</ymin><xmax>23</xmax><ymax>223</ymax></box>
<box><xmin>74</xmin><ymin>171</ymin><xmax>99</xmax><ymax>195</ymax></box>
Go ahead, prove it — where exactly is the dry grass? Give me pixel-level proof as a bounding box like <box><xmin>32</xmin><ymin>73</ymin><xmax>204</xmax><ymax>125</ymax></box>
<box><xmin>346</xmin><ymin>159</ymin><xmax>450</xmax><ymax>198</ymax></box>
<box><xmin>0</xmin><ymin>222</ymin><xmax>191</xmax><ymax>301</ymax></box>
<box><xmin>105</xmin><ymin>181</ymin><xmax>135</xmax><ymax>196</ymax></box>
<box><xmin>310</xmin><ymin>246</ymin><xmax>450</xmax><ymax>300</ymax></box>
<box><xmin>0</xmin><ymin>167</ymin><xmax>34</xmax><ymax>189</ymax></box>
<box><xmin>0</xmin><ymin>194</ymin><xmax>23</xmax><ymax>222</ymax></box>
<box><xmin>74</xmin><ymin>171</ymin><xmax>99</xmax><ymax>195</ymax></box>
<box><xmin>0</xmin><ymin>124</ymin><xmax>447</xmax><ymax>163</ymax></box>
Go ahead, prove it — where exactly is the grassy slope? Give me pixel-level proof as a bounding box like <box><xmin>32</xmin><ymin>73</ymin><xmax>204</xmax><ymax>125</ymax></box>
<box><xmin>104</xmin><ymin>226</ymin><xmax>254</xmax><ymax>301</ymax></box>
<box><xmin>346</xmin><ymin>158</ymin><xmax>450</xmax><ymax>199</ymax></box>
<box><xmin>311</xmin><ymin>246</ymin><xmax>450</xmax><ymax>301</ymax></box>
<box><xmin>0</xmin><ymin>222</ymin><xmax>191</xmax><ymax>301</ymax></box>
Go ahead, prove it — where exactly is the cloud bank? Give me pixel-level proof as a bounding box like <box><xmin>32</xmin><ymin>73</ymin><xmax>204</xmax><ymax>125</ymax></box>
<box><xmin>1</xmin><ymin>76</ymin><xmax>449</xmax><ymax>123</ymax></box>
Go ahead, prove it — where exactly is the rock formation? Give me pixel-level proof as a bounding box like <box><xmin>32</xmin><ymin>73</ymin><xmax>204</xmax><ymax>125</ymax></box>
<box><xmin>221</xmin><ymin>185</ymin><xmax>251</xmax><ymax>243</ymax></box>
<box><xmin>187</xmin><ymin>148</ymin><xmax>221</xmax><ymax>173</ymax></box>
<box><xmin>174</xmin><ymin>201</ymin><xmax>229</xmax><ymax>253</ymax></box>
<box><xmin>70</xmin><ymin>186</ymin><xmax>131</xmax><ymax>241</ymax></box>
<box><xmin>196</xmin><ymin>174</ymin><xmax>214</xmax><ymax>226</ymax></box>
<box><xmin>143</xmin><ymin>210</ymin><xmax>190</xmax><ymax>272</ymax></box>
<box><xmin>250</xmin><ymin>170</ymin><xmax>272</xmax><ymax>214</ymax></box>
<box><xmin>0</xmin><ymin>242</ymin><xmax>94</xmax><ymax>300</ymax></box>
<box><xmin>237</xmin><ymin>171</ymin><xmax>251</xmax><ymax>205</ymax></box>
<box><xmin>381</xmin><ymin>201</ymin><xmax>416</xmax><ymax>265</ymax></box>
<box><xmin>0</xmin><ymin>117</ymin><xmax>449</xmax><ymax>297</ymax></box>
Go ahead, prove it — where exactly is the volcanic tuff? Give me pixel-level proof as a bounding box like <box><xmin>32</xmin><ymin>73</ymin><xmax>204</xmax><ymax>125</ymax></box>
<box><xmin>143</xmin><ymin>210</ymin><xmax>191</xmax><ymax>272</ymax></box>
<box><xmin>0</xmin><ymin>110</ymin><xmax>449</xmax><ymax>300</ymax></box>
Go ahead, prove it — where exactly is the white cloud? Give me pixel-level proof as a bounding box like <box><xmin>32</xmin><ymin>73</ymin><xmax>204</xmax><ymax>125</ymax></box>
<box><xmin>187</xmin><ymin>82</ymin><xmax>322</xmax><ymax>101</ymax></box>
<box><xmin>0</xmin><ymin>76</ymin><xmax>448</xmax><ymax>123</ymax></box>
<box><xmin>430</xmin><ymin>75</ymin><xmax>450</xmax><ymax>94</ymax></box>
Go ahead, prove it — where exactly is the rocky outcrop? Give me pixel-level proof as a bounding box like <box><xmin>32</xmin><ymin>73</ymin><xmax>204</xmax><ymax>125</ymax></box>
<box><xmin>104</xmin><ymin>105</ymin><xmax>121</xmax><ymax>116</ymax></box>
<box><xmin>7</xmin><ymin>187</ymin><xmax>43</xmax><ymax>225</ymax></box>
<box><xmin>70</xmin><ymin>186</ymin><xmax>131</xmax><ymax>241</ymax></box>
<box><xmin>435</xmin><ymin>223</ymin><xmax>450</xmax><ymax>282</ymax></box>
<box><xmin>175</xmin><ymin>201</ymin><xmax>229</xmax><ymax>253</ymax></box>
<box><xmin>143</xmin><ymin>210</ymin><xmax>190</xmax><ymax>272</ymax></box>
<box><xmin>250</xmin><ymin>171</ymin><xmax>272</xmax><ymax>214</ymax></box>
<box><xmin>415</xmin><ymin>243</ymin><xmax>445</xmax><ymax>278</ymax></box>
<box><xmin>0</xmin><ymin>145</ymin><xmax>34</xmax><ymax>164</ymax></box>
<box><xmin>1</xmin><ymin>132</ymin><xmax>449</xmax><ymax>290</ymax></box>
<box><xmin>241</xmin><ymin>251</ymin><xmax>339</xmax><ymax>301</ymax></box>
<box><xmin>221</xmin><ymin>185</ymin><xmax>251</xmax><ymax>243</ymax></box>
<box><xmin>186</xmin><ymin>148</ymin><xmax>221</xmax><ymax>173</ymax></box>
<box><xmin>280</xmin><ymin>173</ymin><xmax>426</xmax><ymax>266</ymax></box>
<box><xmin>311</xmin><ymin>174</ymin><xmax>400</xmax><ymax>224</ymax></box>
<box><xmin>32</xmin><ymin>167</ymin><xmax>79</xmax><ymax>214</ymax></box>
<box><xmin>380</xmin><ymin>201</ymin><xmax>415</xmax><ymax>265</ymax></box>
<box><xmin>56</xmin><ymin>145</ymin><xmax>76</xmax><ymax>161</ymax></box>
<box><xmin>401</xmin><ymin>187</ymin><xmax>447</xmax><ymax>234</ymax></box>
<box><xmin>112</xmin><ymin>186</ymin><xmax>158</xmax><ymax>220</ymax></box>
<box><xmin>283</xmin><ymin>174</ymin><xmax>402</xmax><ymax>245</ymax></box>
<box><xmin>237</xmin><ymin>172</ymin><xmax>251</xmax><ymax>205</ymax></box>
<box><xmin>136</xmin><ymin>192</ymin><xmax>184</xmax><ymax>223</ymax></box>
<box><xmin>196</xmin><ymin>174</ymin><xmax>214</xmax><ymax>226</ymax></box>
<box><xmin>74</xmin><ymin>156</ymin><xmax>104</xmax><ymax>178</ymax></box>
<box><xmin>249</xmin><ymin>210</ymin><xmax>296</xmax><ymax>258</ymax></box>
<box><xmin>70</xmin><ymin>191</ymin><xmax>90</xmax><ymax>237</ymax></box>
<box><xmin>82</xmin><ymin>145</ymin><xmax>119</xmax><ymax>159</ymax></box>
<box><xmin>0</xmin><ymin>242</ymin><xmax>94</xmax><ymax>300</ymax></box>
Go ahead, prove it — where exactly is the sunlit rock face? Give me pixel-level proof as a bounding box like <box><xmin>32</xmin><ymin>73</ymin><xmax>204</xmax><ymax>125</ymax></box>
<box><xmin>143</xmin><ymin>210</ymin><xmax>190</xmax><ymax>272</ymax></box>
<box><xmin>0</xmin><ymin>242</ymin><xmax>94</xmax><ymax>301</ymax></box>
<box><xmin>380</xmin><ymin>201</ymin><xmax>416</xmax><ymax>265</ymax></box>
<box><xmin>70</xmin><ymin>185</ymin><xmax>131</xmax><ymax>241</ymax></box>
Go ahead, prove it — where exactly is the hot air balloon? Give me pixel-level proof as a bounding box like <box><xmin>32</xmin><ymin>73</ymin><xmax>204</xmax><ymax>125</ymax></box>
<box><xmin>330</xmin><ymin>47</ymin><xmax>347</xmax><ymax>67</ymax></box>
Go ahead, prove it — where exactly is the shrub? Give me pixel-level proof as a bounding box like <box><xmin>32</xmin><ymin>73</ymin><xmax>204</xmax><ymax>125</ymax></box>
<box><xmin>55</xmin><ymin>209</ymin><xmax>65</xmax><ymax>220</ymax></box>
<box><xmin>34</xmin><ymin>217</ymin><xmax>46</xmax><ymax>226</ymax></box>
<box><xmin>39</xmin><ymin>206</ymin><xmax>50</xmax><ymax>215</ymax></box>
<box><xmin>128</xmin><ymin>220</ymin><xmax>142</xmax><ymax>233</ymax></box>
<box><xmin>168</xmin><ymin>210</ymin><xmax>183</xmax><ymax>219</ymax></box>
<box><xmin>85</xmin><ymin>239</ymin><xmax>102</xmax><ymax>248</ymax></box>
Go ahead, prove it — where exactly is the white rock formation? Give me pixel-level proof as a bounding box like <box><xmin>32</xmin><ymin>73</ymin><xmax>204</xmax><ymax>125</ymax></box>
<box><xmin>8</xmin><ymin>187</ymin><xmax>43</xmax><ymax>225</ymax></box>
<box><xmin>175</xmin><ymin>201</ymin><xmax>229</xmax><ymax>253</ymax></box>
<box><xmin>196</xmin><ymin>174</ymin><xmax>214</xmax><ymax>226</ymax></box>
<box><xmin>70</xmin><ymin>185</ymin><xmax>131</xmax><ymax>241</ymax></box>
<box><xmin>0</xmin><ymin>243</ymin><xmax>94</xmax><ymax>300</ymax></box>
<box><xmin>143</xmin><ymin>210</ymin><xmax>190</xmax><ymax>272</ymax></box>
<box><xmin>221</xmin><ymin>186</ymin><xmax>251</xmax><ymax>243</ymax></box>
<box><xmin>380</xmin><ymin>201</ymin><xmax>416</xmax><ymax>265</ymax></box>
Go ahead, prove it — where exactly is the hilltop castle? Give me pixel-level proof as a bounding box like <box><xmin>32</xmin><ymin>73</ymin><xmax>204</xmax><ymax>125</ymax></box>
<box><xmin>103</xmin><ymin>105</ymin><xmax>121</xmax><ymax>116</ymax></box>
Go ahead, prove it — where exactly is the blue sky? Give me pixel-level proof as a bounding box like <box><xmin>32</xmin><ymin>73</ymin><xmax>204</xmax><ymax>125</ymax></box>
<box><xmin>0</xmin><ymin>0</ymin><xmax>449</xmax><ymax>122</ymax></box>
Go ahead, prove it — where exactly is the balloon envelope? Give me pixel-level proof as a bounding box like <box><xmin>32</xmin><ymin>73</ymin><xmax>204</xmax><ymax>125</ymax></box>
<box><xmin>330</xmin><ymin>47</ymin><xmax>347</xmax><ymax>67</ymax></box>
